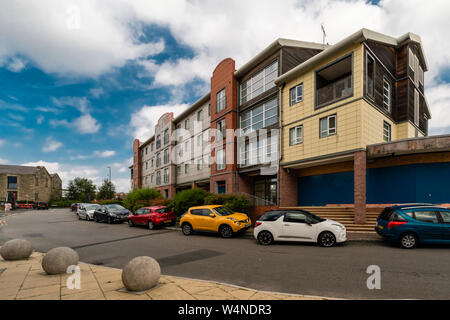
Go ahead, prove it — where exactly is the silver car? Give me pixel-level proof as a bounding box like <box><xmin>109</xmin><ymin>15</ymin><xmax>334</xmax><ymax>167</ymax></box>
<box><xmin>77</xmin><ymin>203</ymin><xmax>101</xmax><ymax>221</ymax></box>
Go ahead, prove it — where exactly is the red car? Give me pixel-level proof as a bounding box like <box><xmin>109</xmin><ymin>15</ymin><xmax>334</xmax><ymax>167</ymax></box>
<box><xmin>128</xmin><ymin>206</ymin><xmax>176</xmax><ymax>230</ymax></box>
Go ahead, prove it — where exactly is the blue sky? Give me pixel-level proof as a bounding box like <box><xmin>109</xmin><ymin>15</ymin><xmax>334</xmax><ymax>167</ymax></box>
<box><xmin>1</xmin><ymin>0</ymin><xmax>450</xmax><ymax>192</ymax></box>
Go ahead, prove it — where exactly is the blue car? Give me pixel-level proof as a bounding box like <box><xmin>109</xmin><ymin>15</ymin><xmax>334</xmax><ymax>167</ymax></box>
<box><xmin>375</xmin><ymin>204</ymin><xmax>450</xmax><ymax>249</ymax></box>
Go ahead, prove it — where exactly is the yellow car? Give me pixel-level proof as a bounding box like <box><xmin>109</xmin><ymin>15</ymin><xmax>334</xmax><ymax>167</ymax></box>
<box><xmin>179</xmin><ymin>205</ymin><xmax>252</xmax><ymax>238</ymax></box>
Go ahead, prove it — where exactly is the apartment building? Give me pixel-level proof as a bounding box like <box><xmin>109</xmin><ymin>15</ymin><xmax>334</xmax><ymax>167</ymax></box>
<box><xmin>131</xmin><ymin>29</ymin><xmax>449</xmax><ymax>222</ymax></box>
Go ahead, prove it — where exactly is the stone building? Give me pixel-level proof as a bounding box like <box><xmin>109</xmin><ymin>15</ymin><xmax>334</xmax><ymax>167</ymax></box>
<box><xmin>0</xmin><ymin>165</ymin><xmax>62</xmax><ymax>203</ymax></box>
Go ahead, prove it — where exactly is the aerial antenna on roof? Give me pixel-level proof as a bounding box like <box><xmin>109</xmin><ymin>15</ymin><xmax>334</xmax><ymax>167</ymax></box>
<box><xmin>321</xmin><ymin>23</ymin><xmax>328</xmax><ymax>46</ymax></box>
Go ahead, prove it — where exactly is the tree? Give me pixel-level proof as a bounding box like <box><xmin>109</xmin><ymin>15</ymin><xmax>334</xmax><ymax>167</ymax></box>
<box><xmin>66</xmin><ymin>178</ymin><xmax>96</xmax><ymax>202</ymax></box>
<box><xmin>97</xmin><ymin>179</ymin><xmax>116</xmax><ymax>200</ymax></box>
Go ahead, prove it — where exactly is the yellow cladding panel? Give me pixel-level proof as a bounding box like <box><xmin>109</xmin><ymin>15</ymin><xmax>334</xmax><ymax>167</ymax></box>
<box><xmin>360</xmin><ymin>101</ymin><xmax>397</xmax><ymax>145</ymax></box>
<box><xmin>282</xmin><ymin>44</ymin><xmax>364</xmax><ymax>163</ymax></box>
<box><xmin>397</xmin><ymin>121</ymin><xmax>424</xmax><ymax>140</ymax></box>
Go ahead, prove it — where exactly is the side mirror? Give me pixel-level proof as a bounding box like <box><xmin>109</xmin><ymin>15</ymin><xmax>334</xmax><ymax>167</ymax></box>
<box><xmin>209</xmin><ymin>213</ymin><xmax>216</xmax><ymax>218</ymax></box>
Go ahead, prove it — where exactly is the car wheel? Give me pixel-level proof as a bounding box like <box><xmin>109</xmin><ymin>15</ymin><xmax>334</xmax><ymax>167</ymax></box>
<box><xmin>128</xmin><ymin>219</ymin><xmax>134</xmax><ymax>227</ymax></box>
<box><xmin>107</xmin><ymin>217</ymin><xmax>112</xmax><ymax>224</ymax></box>
<box><xmin>318</xmin><ymin>231</ymin><xmax>336</xmax><ymax>247</ymax></box>
<box><xmin>78</xmin><ymin>214</ymin><xmax>81</xmax><ymax>220</ymax></box>
<box><xmin>148</xmin><ymin>221</ymin><xmax>155</xmax><ymax>230</ymax></box>
<box><xmin>219</xmin><ymin>225</ymin><xmax>233</xmax><ymax>238</ymax></box>
<box><xmin>94</xmin><ymin>216</ymin><xmax>99</xmax><ymax>223</ymax></box>
<box><xmin>86</xmin><ymin>215</ymin><xmax>90</xmax><ymax>221</ymax></box>
<box><xmin>182</xmin><ymin>223</ymin><xmax>193</xmax><ymax>236</ymax></box>
<box><xmin>400</xmin><ymin>233</ymin><xmax>417</xmax><ymax>249</ymax></box>
<box><xmin>257</xmin><ymin>231</ymin><xmax>274</xmax><ymax>245</ymax></box>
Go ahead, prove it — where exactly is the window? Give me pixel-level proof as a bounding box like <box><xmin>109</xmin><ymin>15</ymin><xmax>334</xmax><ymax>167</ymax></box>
<box><xmin>196</xmin><ymin>133</ymin><xmax>202</xmax><ymax>147</ymax></box>
<box><xmin>184</xmin><ymin>140</ymin><xmax>190</xmax><ymax>157</ymax></box>
<box><xmin>156</xmin><ymin>152</ymin><xmax>161</xmax><ymax>167</ymax></box>
<box><xmin>156</xmin><ymin>171</ymin><xmax>161</xmax><ymax>185</ymax></box>
<box><xmin>145</xmin><ymin>147</ymin><xmax>148</xmax><ymax>155</ymax></box>
<box><xmin>260</xmin><ymin>211</ymin><xmax>283</xmax><ymax>222</ymax></box>
<box><xmin>156</xmin><ymin>135</ymin><xmax>161</xmax><ymax>149</ymax></box>
<box><xmin>414</xmin><ymin>89</ymin><xmax>420</xmax><ymax>126</ymax></box>
<box><xmin>290</xmin><ymin>83</ymin><xmax>303</xmax><ymax>106</ymax></box>
<box><xmin>383</xmin><ymin>121</ymin><xmax>391</xmax><ymax>142</ymax></box>
<box><xmin>197</xmin><ymin>158</ymin><xmax>202</xmax><ymax>170</ymax></box>
<box><xmin>145</xmin><ymin>162</ymin><xmax>148</xmax><ymax>170</ymax></box>
<box><xmin>216</xmin><ymin>149</ymin><xmax>226</xmax><ymax>171</ymax></box>
<box><xmin>150</xmin><ymin>143</ymin><xmax>153</xmax><ymax>151</ymax></box>
<box><xmin>439</xmin><ymin>211</ymin><xmax>450</xmax><ymax>224</ymax></box>
<box><xmin>254</xmin><ymin>178</ymin><xmax>277</xmax><ymax>206</ymax></box>
<box><xmin>163</xmin><ymin>148</ymin><xmax>169</xmax><ymax>164</ymax></box>
<box><xmin>164</xmin><ymin>129</ymin><xmax>169</xmax><ymax>145</ymax></box>
<box><xmin>208</xmin><ymin>103</ymin><xmax>211</xmax><ymax>116</ymax></box>
<box><xmin>284</xmin><ymin>212</ymin><xmax>308</xmax><ymax>223</ymax></box>
<box><xmin>185</xmin><ymin>119</ymin><xmax>190</xmax><ymax>130</ymax></box>
<box><xmin>163</xmin><ymin>168</ymin><xmax>169</xmax><ymax>183</ymax></box>
<box><xmin>151</xmin><ymin>159</ymin><xmax>154</xmax><ymax>167</ymax></box>
<box><xmin>216</xmin><ymin>89</ymin><xmax>226</xmax><ymax>113</ymax></box>
<box><xmin>289</xmin><ymin>125</ymin><xmax>303</xmax><ymax>145</ymax></box>
<box><xmin>240</xmin><ymin>135</ymin><xmax>276</xmax><ymax>166</ymax></box>
<box><xmin>176</xmin><ymin>166</ymin><xmax>181</xmax><ymax>176</ymax></box>
<box><xmin>383</xmin><ymin>77</ymin><xmax>392</xmax><ymax>112</ymax></box>
<box><xmin>35</xmin><ymin>176</ymin><xmax>39</xmax><ymax>186</ymax></box>
<box><xmin>216</xmin><ymin>119</ymin><xmax>226</xmax><ymax>141</ymax></box>
<box><xmin>184</xmin><ymin>163</ymin><xmax>189</xmax><ymax>174</ymax></box>
<box><xmin>413</xmin><ymin>211</ymin><xmax>439</xmax><ymax>224</ymax></box>
<box><xmin>151</xmin><ymin>175</ymin><xmax>153</xmax><ymax>183</ymax></box>
<box><xmin>366</xmin><ymin>54</ymin><xmax>375</xmax><ymax>98</ymax></box>
<box><xmin>240</xmin><ymin>61</ymin><xmax>278</xmax><ymax>104</ymax></box>
<box><xmin>320</xmin><ymin>115</ymin><xmax>337</xmax><ymax>138</ymax></box>
<box><xmin>7</xmin><ymin>176</ymin><xmax>17</xmax><ymax>189</ymax></box>
<box><xmin>197</xmin><ymin>109</ymin><xmax>203</xmax><ymax>121</ymax></box>
<box><xmin>240</xmin><ymin>98</ymin><xmax>278</xmax><ymax>134</ymax></box>
<box><xmin>216</xmin><ymin>181</ymin><xmax>226</xmax><ymax>194</ymax></box>
<box><xmin>191</xmin><ymin>209</ymin><xmax>212</xmax><ymax>216</ymax></box>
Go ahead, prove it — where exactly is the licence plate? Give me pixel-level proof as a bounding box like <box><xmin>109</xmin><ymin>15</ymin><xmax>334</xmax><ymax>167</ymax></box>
<box><xmin>165</xmin><ymin>220</ymin><xmax>172</xmax><ymax>223</ymax></box>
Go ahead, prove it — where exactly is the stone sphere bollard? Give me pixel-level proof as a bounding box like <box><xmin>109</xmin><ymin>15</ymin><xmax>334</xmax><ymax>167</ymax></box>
<box><xmin>122</xmin><ymin>256</ymin><xmax>161</xmax><ymax>292</ymax></box>
<box><xmin>0</xmin><ymin>239</ymin><xmax>33</xmax><ymax>261</ymax></box>
<box><xmin>42</xmin><ymin>247</ymin><xmax>79</xmax><ymax>275</ymax></box>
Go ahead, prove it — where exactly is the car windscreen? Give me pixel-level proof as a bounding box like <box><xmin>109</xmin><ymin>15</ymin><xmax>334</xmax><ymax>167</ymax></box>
<box><xmin>259</xmin><ymin>211</ymin><xmax>283</xmax><ymax>221</ymax></box>
<box><xmin>85</xmin><ymin>204</ymin><xmax>100</xmax><ymax>210</ymax></box>
<box><xmin>155</xmin><ymin>208</ymin><xmax>170</xmax><ymax>214</ymax></box>
<box><xmin>105</xmin><ymin>204</ymin><xmax>125</xmax><ymax>210</ymax></box>
<box><xmin>213</xmin><ymin>207</ymin><xmax>234</xmax><ymax>216</ymax></box>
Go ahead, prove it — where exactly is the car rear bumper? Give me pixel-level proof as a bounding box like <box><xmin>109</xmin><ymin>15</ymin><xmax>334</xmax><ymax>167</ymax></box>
<box><xmin>154</xmin><ymin>217</ymin><xmax>176</xmax><ymax>226</ymax></box>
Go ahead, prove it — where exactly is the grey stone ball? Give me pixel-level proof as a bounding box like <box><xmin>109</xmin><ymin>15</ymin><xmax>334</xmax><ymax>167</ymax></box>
<box><xmin>42</xmin><ymin>247</ymin><xmax>79</xmax><ymax>275</ymax></box>
<box><xmin>122</xmin><ymin>256</ymin><xmax>161</xmax><ymax>292</ymax></box>
<box><xmin>0</xmin><ymin>239</ymin><xmax>33</xmax><ymax>261</ymax></box>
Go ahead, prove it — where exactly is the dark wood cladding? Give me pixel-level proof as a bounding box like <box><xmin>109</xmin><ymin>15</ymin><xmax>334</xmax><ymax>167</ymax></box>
<box><xmin>239</xmin><ymin>51</ymin><xmax>280</xmax><ymax>83</ymax></box>
<box><xmin>281</xmin><ymin>47</ymin><xmax>323</xmax><ymax>74</ymax></box>
<box><xmin>363</xmin><ymin>42</ymin><xmax>429</xmax><ymax>136</ymax></box>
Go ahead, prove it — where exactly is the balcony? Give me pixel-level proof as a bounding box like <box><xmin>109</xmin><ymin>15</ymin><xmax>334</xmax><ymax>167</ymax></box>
<box><xmin>317</xmin><ymin>76</ymin><xmax>352</xmax><ymax>107</ymax></box>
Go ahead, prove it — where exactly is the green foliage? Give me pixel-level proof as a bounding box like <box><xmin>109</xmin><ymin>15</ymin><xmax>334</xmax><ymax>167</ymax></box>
<box><xmin>123</xmin><ymin>188</ymin><xmax>162</xmax><ymax>211</ymax></box>
<box><xmin>66</xmin><ymin>178</ymin><xmax>96</xmax><ymax>202</ymax></box>
<box><xmin>99</xmin><ymin>199</ymin><xmax>123</xmax><ymax>206</ymax></box>
<box><xmin>50</xmin><ymin>190</ymin><xmax>62</xmax><ymax>202</ymax></box>
<box><xmin>204</xmin><ymin>193</ymin><xmax>251</xmax><ymax>214</ymax></box>
<box><xmin>168</xmin><ymin>188</ymin><xmax>209</xmax><ymax>216</ymax></box>
<box><xmin>96</xmin><ymin>179</ymin><xmax>116</xmax><ymax>200</ymax></box>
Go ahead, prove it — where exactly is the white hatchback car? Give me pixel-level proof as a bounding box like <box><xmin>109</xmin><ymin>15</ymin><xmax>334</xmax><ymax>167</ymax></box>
<box><xmin>253</xmin><ymin>210</ymin><xmax>347</xmax><ymax>247</ymax></box>
<box><xmin>77</xmin><ymin>203</ymin><xmax>101</xmax><ymax>221</ymax></box>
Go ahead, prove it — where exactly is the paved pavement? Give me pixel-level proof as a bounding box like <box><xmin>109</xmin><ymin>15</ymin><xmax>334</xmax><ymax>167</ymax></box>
<box><xmin>0</xmin><ymin>251</ymin><xmax>323</xmax><ymax>300</ymax></box>
<box><xmin>1</xmin><ymin>208</ymin><xmax>450</xmax><ymax>299</ymax></box>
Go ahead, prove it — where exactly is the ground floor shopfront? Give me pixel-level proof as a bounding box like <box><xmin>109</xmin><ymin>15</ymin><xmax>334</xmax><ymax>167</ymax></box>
<box><xmin>279</xmin><ymin>135</ymin><xmax>450</xmax><ymax>224</ymax></box>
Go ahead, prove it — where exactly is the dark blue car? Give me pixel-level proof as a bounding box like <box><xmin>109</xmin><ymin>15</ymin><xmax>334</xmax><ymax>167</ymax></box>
<box><xmin>375</xmin><ymin>204</ymin><xmax>450</xmax><ymax>249</ymax></box>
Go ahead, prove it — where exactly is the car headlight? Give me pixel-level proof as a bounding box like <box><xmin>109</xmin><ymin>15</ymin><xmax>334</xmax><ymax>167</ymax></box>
<box><xmin>227</xmin><ymin>217</ymin><xmax>238</xmax><ymax>221</ymax></box>
<box><xmin>109</xmin><ymin>213</ymin><xmax>117</xmax><ymax>217</ymax></box>
<box><xmin>332</xmin><ymin>223</ymin><xmax>345</xmax><ymax>230</ymax></box>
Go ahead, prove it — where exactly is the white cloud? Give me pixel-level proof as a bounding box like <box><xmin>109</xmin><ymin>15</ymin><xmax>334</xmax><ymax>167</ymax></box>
<box><xmin>52</xmin><ymin>96</ymin><xmax>90</xmax><ymax>113</ymax></box>
<box><xmin>113</xmin><ymin>178</ymin><xmax>130</xmax><ymax>193</ymax></box>
<box><xmin>51</xmin><ymin>113</ymin><xmax>101</xmax><ymax>134</ymax></box>
<box><xmin>0</xmin><ymin>139</ymin><xmax>5</xmax><ymax>147</ymax></box>
<box><xmin>130</xmin><ymin>104</ymin><xmax>189</xmax><ymax>141</ymax></box>
<box><xmin>426</xmin><ymin>83</ymin><xmax>450</xmax><ymax>135</ymax></box>
<box><xmin>89</xmin><ymin>88</ymin><xmax>105</xmax><ymax>98</ymax></box>
<box><xmin>8</xmin><ymin>113</ymin><xmax>24</xmax><ymax>121</ymax></box>
<box><xmin>0</xmin><ymin>0</ymin><xmax>165</xmax><ymax>76</ymax></box>
<box><xmin>7</xmin><ymin>57</ymin><xmax>26</xmax><ymax>72</ymax></box>
<box><xmin>94</xmin><ymin>150</ymin><xmax>116</xmax><ymax>158</ymax></box>
<box><xmin>42</xmin><ymin>137</ymin><xmax>64</xmax><ymax>152</ymax></box>
<box><xmin>36</xmin><ymin>115</ymin><xmax>44</xmax><ymax>125</ymax></box>
<box><xmin>0</xmin><ymin>158</ymin><xmax>9</xmax><ymax>164</ymax></box>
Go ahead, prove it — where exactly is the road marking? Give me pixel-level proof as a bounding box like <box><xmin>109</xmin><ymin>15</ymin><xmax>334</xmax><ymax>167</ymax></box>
<box><xmin>71</xmin><ymin>230</ymin><xmax>175</xmax><ymax>249</ymax></box>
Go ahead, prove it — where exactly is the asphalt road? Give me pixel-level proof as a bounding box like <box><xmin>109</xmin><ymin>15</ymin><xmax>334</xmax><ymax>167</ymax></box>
<box><xmin>1</xmin><ymin>208</ymin><xmax>449</xmax><ymax>299</ymax></box>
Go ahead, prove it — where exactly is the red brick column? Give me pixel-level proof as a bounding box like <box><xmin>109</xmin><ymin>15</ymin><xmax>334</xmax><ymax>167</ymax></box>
<box><xmin>279</xmin><ymin>168</ymin><xmax>298</xmax><ymax>207</ymax></box>
<box><xmin>354</xmin><ymin>151</ymin><xmax>367</xmax><ymax>224</ymax></box>
<box><xmin>191</xmin><ymin>181</ymin><xmax>197</xmax><ymax>189</ymax></box>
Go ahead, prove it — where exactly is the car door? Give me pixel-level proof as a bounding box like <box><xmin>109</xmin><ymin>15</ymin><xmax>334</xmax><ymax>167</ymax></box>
<box><xmin>142</xmin><ymin>208</ymin><xmax>153</xmax><ymax>225</ymax></box>
<box><xmin>100</xmin><ymin>206</ymin><xmax>108</xmax><ymax>221</ymax></box>
<box><xmin>133</xmin><ymin>208</ymin><xmax>145</xmax><ymax>225</ymax></box>
<box><xmin>412</xmin><ymin>210</ymin><xmax>443</xmax><ymax>241</ymax></box>
<box><xmin>437</xmin><ymin>210</ymin><xmax>450</xmax><ymax>241</ymax></box>
<box><xmin>280</xmin><ymin>211</ymin><xmax>316</xmax><ymax>242</ymax></box>
<box><xmin>190</xmin><ymin>209</ymin><xmax>210</xmax><ymax>230</ymax></box>
<box><xmin>202</xmin><ymin>209</ymin><xmax>218</xmax><ymax>231</ymax></box>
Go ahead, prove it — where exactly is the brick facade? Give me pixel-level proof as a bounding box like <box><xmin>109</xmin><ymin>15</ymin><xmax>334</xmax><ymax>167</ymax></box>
<box><xmin>279</xmin><ymin>167</ymin><xmax>298</xmax><ymax>207</ymax></box>
<box><xmin>354</xmin><ymin>151</ymin><xmax>367</xmax><ymax>224</ymax></box>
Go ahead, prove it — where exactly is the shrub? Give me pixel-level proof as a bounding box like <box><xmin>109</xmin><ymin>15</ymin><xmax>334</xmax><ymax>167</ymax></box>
<box><xmin>150</xmin><ymin>198</ymin><xmax>171</xmax><ymax>207</ymax></box>
<box><xmin>169</xmin><ymin>188</ymin><xmax>209</xmax><ymax>216</ymax></box>
<box><xmin>99</xmin><ymin>199</ymin><xmax>124</xmax><ymax>206</ymax></box>
<box><xmin>204</xmin><ymin>193</ymin><xmax>251</xmax><ymax>214</ymax></box>
<box><xmin>123</xmin><ymin>188</ymin><xmax>162</xmax><ymax>210</ymax></box>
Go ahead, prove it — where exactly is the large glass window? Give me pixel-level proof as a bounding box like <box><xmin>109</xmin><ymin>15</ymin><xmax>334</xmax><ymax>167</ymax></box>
<box><xmin>216</xmin><ymin>149</ymin><xmax>226</xmax><ymax>171</ymax></box>
<box><xmin>240</xmin><ymin>98</ymin><xmax>278</xmax><ymax>134</ymax></box>
<box><xmin>156</xmin><ymin>171</ymin><xmax>161</xmax><ymax>185</ymax></box>
<box><xmin>254</xmin><ymin>178</ymin><xmax>277</xmax><ymax>206</ymax></box>
<box><xmin>216</xmin><ymin>89</ymin><xmax>226</xmax><ymax>113</ymax></box>
<box><xmin>413</xmin><ymin>211</ymin><xmax>439</xmax><ymax>224</ymax></box>
<box><xmin>240</xmin><ymin>61</ymin><xmax>278</xmax><ymax>105</ymax></box>
<box><xmin>216</xmin><ymin>119</ymin><xmax>226</xmax><ymax>141</ymax></box>
<box><xmin>156</xmin><ymin>135</ymin><xmax>161</xmax><ymax>149</ymax></box>
<box><xmin>164</xmin><ymin>129</ymin><xmax>169</xmax><ymax>145</ymax></box>
<box><xmin>163</xmin><ymin>168</ymin><xmax>169</xmax><ymax>183</ymax></box>
<box><xmin>240</xmin><ymin>135</ymin><xmax>276</xmax><ymax>167</ymax></box>
<box><xmin>163</xmin><ymin>148</ymin><xmax>169</xmax><ymax>164</ymax></box>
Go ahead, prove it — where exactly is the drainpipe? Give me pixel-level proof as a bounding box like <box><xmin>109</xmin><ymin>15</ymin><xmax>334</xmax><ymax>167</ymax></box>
<box><xmin>278</xmin><ymin>83</ymin><xmax>285</xmax><ymax>207</ymax></box>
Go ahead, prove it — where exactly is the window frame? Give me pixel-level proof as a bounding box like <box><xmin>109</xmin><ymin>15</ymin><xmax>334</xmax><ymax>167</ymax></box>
<box><xmin>319</xmin><ymin>114</ymin><xmax>337</xmax><ymax>138</ymax></box>
<box><xmin>382</xmin><ymin>76</ymin><xmax>392</xmax><ymax>112</ymax></box>
<box><xmin>239</xmin><ymin>98</ymin><xmax>278</xmax><ymax>134</ymax></box>
<box><xmin>289</xmin><ymin>125</ymin><xmax>303</xmax><ymax>146</ymax></box>
<box><xmin>240</xmin><ymin>60</ymin><xmax>278</xmax><ymax>105</ymax></box>
<box><xmin>215</xmin><ymin>148</ymin><xmax>226</xmax><ymax>171</ymax></box>
<box><xmin>216</xmin><ymin>88</ymin><xmax>226</xmax><ymax>113</ymax></box>
<box><xmin>289</xmin><ymin>83</ymin><xmax>303</xmax><ymax>106</ymax></box>
<box><xmin>383</xmin><ymin>121</ymin><xmax>392</xmax><ymax>142</ymax></box>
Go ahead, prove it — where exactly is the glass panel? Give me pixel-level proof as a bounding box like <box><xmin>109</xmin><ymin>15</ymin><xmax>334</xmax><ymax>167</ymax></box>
<box><xmin>414</xmin><ymin>211</ymin><xmax>439</xmax><ymax>223</ymax></box>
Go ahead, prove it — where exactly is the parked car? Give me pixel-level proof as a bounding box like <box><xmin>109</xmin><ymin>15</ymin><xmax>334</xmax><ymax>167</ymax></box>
<box><xmin>71</xmin><ymin>203</ymin><xmax>80</xmax><ymax>212</ymax></box>
<box><xmin>128</xmin><ymin>206</ymin><xmax>176</xmax><ymax>230</ymax></box>
<box><xmin>179</xmin><ymin>205</ymin><xmax>251</xmax><ymax>238</ymax></box>
<box><xmin>253</xmin><ymin>210</ymin><xmax>347</xmax><ymax>247</ymax></box>
<box><xmin>93</xmin><ymin>204</ymin><xmax>130</xmax><ymax>224</ymax></box>
<box><xmin>77</xmin><ymin>203</ymin><xmax>101</xmax><ymax>221</ymax></box>
<box><xmin>375</xmin><ymin>204</ymin><xmax>450</xmax><ymax>249</ymax></box>
<box><xmin>34</xmin><ymin>202</ymin><xmax>49</xmax><ymax>210</ymax></box>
